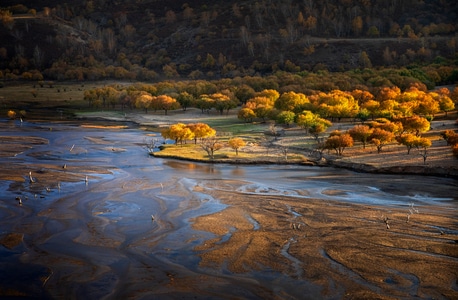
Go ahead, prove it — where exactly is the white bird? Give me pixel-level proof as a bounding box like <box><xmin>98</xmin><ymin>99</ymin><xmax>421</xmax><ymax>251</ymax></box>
<box><xmin>69</xmin><ymin>144</ymin><xmax>75</xmax><ymax>152</ymax></box>
<box><xmin>29</xmin><ymin>171</ymin><xmax>35</xmax><ymax>183</ymax></box>
<box><xmin>160</xmin><ymin>183</ymin><xmax>163</xmax><ymax>191</ymax></box>
<box><xmin>151</xmin><ymin>215</ymin><xmax>155</xmax><ymax>221</ymax></box>
<box><xmin>18</xmin><ymin>198</ymin><xmax>22</xmax><ymax>205</ymax></box>
<box><xmin>85</xmin><ymin>175</ymin><xmax>88</xmax><ymax>184</ymax></box>
<box><xmin>46</xmin><ymin>187</ymin><xmax>51</xmax><ymax>192</ymax></box>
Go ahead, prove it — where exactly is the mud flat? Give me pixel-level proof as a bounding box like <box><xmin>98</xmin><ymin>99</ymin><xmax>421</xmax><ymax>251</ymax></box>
<box><xmin>0</xmin><ymin>119</ymin><xmax>457</xmax><ymax>299</ymax></box>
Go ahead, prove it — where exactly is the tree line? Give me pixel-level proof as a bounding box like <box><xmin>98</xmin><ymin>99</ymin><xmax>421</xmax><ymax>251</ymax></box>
<box><xmin>82</xmin><ymin>76</ymin><xmax>458</xmax><ymax>161</ymax></box>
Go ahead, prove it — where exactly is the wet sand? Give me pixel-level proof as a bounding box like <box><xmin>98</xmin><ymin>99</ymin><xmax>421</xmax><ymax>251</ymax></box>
<box><xmin>0</xmin><ymin>119</ymin><xmax>457</xmax><ymax>299</ymax></box>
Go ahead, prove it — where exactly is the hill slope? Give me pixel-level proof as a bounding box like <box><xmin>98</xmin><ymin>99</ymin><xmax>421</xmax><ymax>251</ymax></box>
<box><xmin>0</xmin><ymin>0</ymin><xmax>457</xmax><ymax>81</ymax></box>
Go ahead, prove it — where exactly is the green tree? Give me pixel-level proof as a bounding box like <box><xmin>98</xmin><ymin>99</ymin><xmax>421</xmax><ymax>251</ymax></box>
<box><xmin>296</xmin><ymin>111</ymin><xmax>315</xmax><ymax>133</ymax></box>
<box><xmin>276</xmin><ymin>111</ymin><xmax>295</xmax><ymax>126</ymax></box>
<box><xmin>235</xmin><ymin>85</ymin><xmax>255</xmax><ymax>104</ymax></box>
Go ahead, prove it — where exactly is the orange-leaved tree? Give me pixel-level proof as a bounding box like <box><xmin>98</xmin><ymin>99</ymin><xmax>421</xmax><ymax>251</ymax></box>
<box><xmin>396</xmin><ymin>133</ymin><xmax>430</xmax><ymax>154</ymax></box>
<box><xmin>348</xmin><ymin>125</ymin><xmax>373</xmax><ymax>149</ymax></box>
<box><xmin>228</xmin><ymin>137</ymin><xmax>246</xmax><ymax>156</ymax></box>
<box><xmin>324</xmin><ymin>131</ymin><xmax>354</xmax><ymax>156</ymax></box>
<box><xmin>370</xmin><ymin>128</ymin><xmax>395</xmax><ymax>153</ymax></box>
<box><xmin>399</xmin><ymin>116</ymin><xmax>430</xmax><ymax>136</ymax></box>
<box><xmin>154</xmin><ymin>95</ymin><xmax>180</xmax><ymax>115</ymax></box>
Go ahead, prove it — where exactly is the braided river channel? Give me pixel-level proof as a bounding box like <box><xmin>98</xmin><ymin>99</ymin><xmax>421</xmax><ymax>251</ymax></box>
<box><xmin>0</xmin><ymin>119</ymin><xmax>457</xmax><ymax>299</ymax></box>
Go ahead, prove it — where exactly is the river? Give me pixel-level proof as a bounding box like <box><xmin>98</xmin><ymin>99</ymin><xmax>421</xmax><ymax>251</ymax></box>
<box><xmin>0</xmin><ymin>119</ymin><xmax>456</xmax><ymax>299</ymax></box>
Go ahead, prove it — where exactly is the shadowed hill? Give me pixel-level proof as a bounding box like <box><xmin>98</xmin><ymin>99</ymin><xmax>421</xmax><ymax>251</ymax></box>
<box><xmin>0</xmin><ymin>0</ymin><xmax>457</xmax><ymax>81</ymax></box>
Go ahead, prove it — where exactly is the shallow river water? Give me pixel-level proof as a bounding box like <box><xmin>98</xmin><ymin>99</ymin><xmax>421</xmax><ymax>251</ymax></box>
<box><xmin>0</xmin><ymin>119</ymin><xmax>456</xmax><ymax>299</ymax></box>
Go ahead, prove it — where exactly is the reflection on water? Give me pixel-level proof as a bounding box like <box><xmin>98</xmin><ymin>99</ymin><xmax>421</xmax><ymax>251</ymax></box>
<box><xmin>0</xmin><ymin>119</ymin><xmax>457</xmax><ymax>299</ymax></box>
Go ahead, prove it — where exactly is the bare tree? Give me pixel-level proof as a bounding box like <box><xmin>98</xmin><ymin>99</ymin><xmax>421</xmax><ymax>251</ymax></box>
<box><xmin>201</xmin><ymin>136</ymin><xmax>223</xmax><ymax>160</ymax></box>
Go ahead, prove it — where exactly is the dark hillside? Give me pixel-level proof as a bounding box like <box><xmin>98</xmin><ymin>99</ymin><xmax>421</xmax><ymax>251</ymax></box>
<box><xmin>0</xmin><ymin>0</ymin><xmax>456</xmax><ymax>82</ymax></box>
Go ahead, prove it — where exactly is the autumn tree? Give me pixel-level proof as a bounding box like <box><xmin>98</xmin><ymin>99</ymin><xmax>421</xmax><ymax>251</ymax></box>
<box><xmin>348</xmin><ymin>125</ymin><xmax>373</xmax><ymax>149</ymax></box>
<box><xmin>135</xmin><ymin>93</ymin><xmax>154</xmax><ymax>113</ymax></box>
<box><xmin>195</xmin><ymin>95</ymin><xmax>215</xmax><ymax>113</ymax></box>
<box><xmin>228</xmin><ymin>137</ymin><xmax>246</xmax><ymax>156</ymax></box>
<box><xmin>362</xmin><ymin>100</ymin><xmax>381</xmax><ymax>120</ymax></box>
<box><xmin>399</xmin><ymin>116</ymin><xmax>430</xmax><ymax>136</ymax></box>
<box><xmin>154</xmin><ymin>95</ymin><xmax>180</xmax><ymax>115</ymax></box>
<box><xmin>276</xmin><ymin>111</ymin><xmax>295</xmax><ymax>126</ymax></box>
<box><xmin>438</xmin><ymin>95</ymin><xmax>455</xmax><ymax>116</ymax></box>
<box><xmin>317</xmin><ymin>90</ymin><xmax>360</xmax><ymax>121</ymax></box>
<box><xmin>324</xmin><ymin>131</ymin><xmax>353</xmax><ymax>156</ymax></box>
<box><xmin>211</xmin><ymin>93</ymin><xmax>238</xmax><ymax>115</ymax></box>
<box><xmin>162</xmin><ymin>123</ymin><xmax>194</xmax><ymax>145</ymax></box>
<box><xmin>370</xmin><ymin>128</ymin><xmax>395</xmax><ymax>153</ymax></box>
<box><xmin>453</xmin><ymin>145</ymin><xmax>458</xmax><ymax>159</ymax></box>
<box><xmin>274</xmin><ymin>91</ymin><xmax>310</xmax><ymax>113</ymax></box>
<box><xmin>295</xmin><ymin>110</ymin><xmax>317</xmax><ymax>133</ymax></box>
<box><xmin>396</xmin><ymin>134</ymin><xmax>431</xmax><ymax>154</ymax></box>
<box><xmin>441</xmin><ymin>130</ymin><xmax>458</xmax><ymax>146</ymax></box>
<box><xmin>187</xmin><ymin>123</ymin><xmax>216</xmax><ymax>144</ymax></box>
<box><xmin>7</xmin><ymin>110</ymin><xmax>16</xmax><ymax>119</ymax></box>
<box><xmin>255</xmin><ymin>89</ymin><xmax>280</xmax><ymax>102</ymax></box>
<box><xmin>413</xmin><ymin>92</ymin><xmax>440</xmax><ymax>119</ymax></box>
<box><xmin>309</xmin><ymin>119</ymin><xmax>333</xmax><ymax>140</ymax></box>
<box><xmin>244</xmin><ymin>96</ymin><xmax>275</xmax><ymax>121</ymax></box>
<box><xmin>238</xmin><ymin>107</ymin><xmax>256</xmax><ymax>122</ymax></box>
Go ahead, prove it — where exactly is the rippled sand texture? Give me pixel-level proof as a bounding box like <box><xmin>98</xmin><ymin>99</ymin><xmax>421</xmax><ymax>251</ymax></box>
<box><xmin>192</xmin><ymin>180</ymin><xmax>458</xmax><ymax>299</ymax></box>
<box><xmin>0</xmin><ymin>119</ymin><xmax>457</xmax><ymax>299</ymax></box>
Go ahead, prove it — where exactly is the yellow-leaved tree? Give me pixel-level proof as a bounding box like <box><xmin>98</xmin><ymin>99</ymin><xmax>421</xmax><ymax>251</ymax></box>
<box><xmin>228</xmin><ymin>137</ymin><xmax>246</xmax><ymax>156</ymax></box>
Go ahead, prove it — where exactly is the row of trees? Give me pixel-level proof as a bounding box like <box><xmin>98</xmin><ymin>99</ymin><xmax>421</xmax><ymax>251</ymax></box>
<box><xmin>321</xmin><ymin>116</ymin><xmax>458</xmax><ymax>162</ymax></box>
<box><xmin>160</xmin><ymin>122</ymin><xmax>246</xmax><ymax>159</ymax></box>
<box><xmin>238</xmin><ymin>86</ymin><xmax>455</xmax><ymax>127</ymax></box>
<box><xmin>83</xmin><ymin>78</ymin><xmax>457</xmax><ymax>122</ymax></box>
